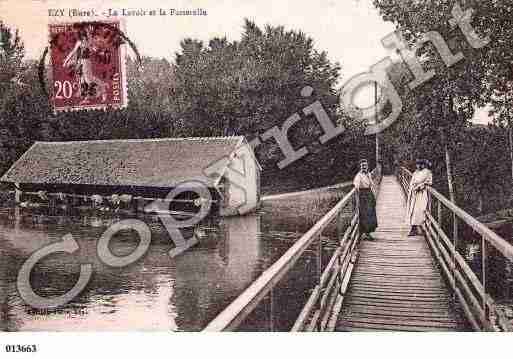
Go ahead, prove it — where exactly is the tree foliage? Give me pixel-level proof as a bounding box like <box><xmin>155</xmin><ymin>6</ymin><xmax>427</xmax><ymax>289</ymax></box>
<box><xmin>166</xmin><ymin>19</ymin><xmax>370</xmax><ymax>188</ymax></box>
<box><xmin>173</xmin><ymin>20</ymin><xmax>341</xmax><ymax>135</ymax></box>
<box><xmin>373</xmin><ymin>1</ymin><xmax>513</xmax><ymax>210</ymax></box>
<box><xmin>373</xmin><ymin>0</ymin><xmax>513</xmax><ymax>115</ymax></box>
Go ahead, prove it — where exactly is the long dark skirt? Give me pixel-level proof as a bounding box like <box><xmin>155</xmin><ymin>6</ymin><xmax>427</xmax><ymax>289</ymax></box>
<box><xmin>358</xmin><ymin>189</ymin><xmax>377</xmax><ymax>234</ymax></box>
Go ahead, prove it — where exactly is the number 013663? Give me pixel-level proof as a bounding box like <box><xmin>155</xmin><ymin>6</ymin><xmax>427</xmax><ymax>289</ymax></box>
<box><xmin>4</xmin><ymin>344</ymin><xmax>38</xmax><ymax>353</ymax></box>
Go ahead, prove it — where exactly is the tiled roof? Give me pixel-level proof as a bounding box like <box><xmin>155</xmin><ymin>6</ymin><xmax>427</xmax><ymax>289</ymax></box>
<box><xmin>1</xmin><ymin>136</ymin><xmax>245</xmax><ymax>187</ymax></box>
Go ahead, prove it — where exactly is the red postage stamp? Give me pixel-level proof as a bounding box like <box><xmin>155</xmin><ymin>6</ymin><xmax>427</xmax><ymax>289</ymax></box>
<box><xmin>49</xmin><ymin>20</ymin><xmax>128</xmax><ymax>112</ymax></box>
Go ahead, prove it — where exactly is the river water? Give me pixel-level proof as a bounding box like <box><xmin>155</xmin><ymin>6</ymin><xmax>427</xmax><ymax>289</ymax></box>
<box><xmin>0</xmin><ymin>189</ymin><xmax>347</xmax><ymax>332</ymax></box>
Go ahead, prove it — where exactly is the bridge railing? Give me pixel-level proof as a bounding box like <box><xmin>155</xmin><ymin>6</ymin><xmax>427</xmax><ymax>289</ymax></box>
<box><xmin>398</xmin><ymin>167</ymin><xmax>513</xmax><ymax>331</ymax></box>
<box><xmin>203</xmin><ymin>167</ymin><xmax>382</xmax><ymax>331</ymax></box>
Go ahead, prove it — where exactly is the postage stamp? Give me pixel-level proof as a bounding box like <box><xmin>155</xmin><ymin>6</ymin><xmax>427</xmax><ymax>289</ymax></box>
<box><xmin>49</xmin><ymin>20</ymin><xmax>128</xmax><ymax>112</ymax></box>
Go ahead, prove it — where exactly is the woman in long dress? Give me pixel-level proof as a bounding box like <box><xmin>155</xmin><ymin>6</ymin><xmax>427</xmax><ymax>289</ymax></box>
<box><xmin>406</xmin><ymin>159</ymin><xmax>433</xmax><ymax>236</ymax></box>
<box><xmin>353</xmin><ymin>159</ymin><xmax>378</xmax><ymax>240</ymax></box>
<box><xmin>63</xmin><ymin>26</ymin><xmax>108</xmax><ymax>103</ymax></box>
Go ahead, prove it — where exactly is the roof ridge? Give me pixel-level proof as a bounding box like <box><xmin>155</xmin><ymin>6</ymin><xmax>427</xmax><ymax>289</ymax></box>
<box><xmin>35</xmin><ymin>136</ymin><xmax>244</xmax><ymax>145</ymax></box>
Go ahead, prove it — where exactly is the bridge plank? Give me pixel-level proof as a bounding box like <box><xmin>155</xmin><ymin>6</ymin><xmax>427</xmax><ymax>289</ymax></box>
<box><xmin>334</xmin><ymin>176</ymin><xmax>467</xmax><ymax>332</ymax></box>
<box><xmin>351</xmin><ymin>273</ymin><xmax>444</xmax><ymax>282</ymax></box>
<box><xmin>337</xmin><ymin>321</ymin><xmax>456</xmax><ymax>332</ymax></box>
<box><xmin>348</xmin><ymin>293</ymin><xmax>452</xmax><ymax>302</ymax></box>
<box><xmin>350</xmin><ymin>281</ymin><xmax>446</xmax><ymax>290</ymax></box>
<box><xmin>339</xmin><ymin>315</ymin><xmax>458</xmax><ymax>329</ymax></box>
<box><xmin>349</xmin><ymin>286</ymin><xmax>448</xmax><ymax>296</ymax></box>
<box><xmin>344</xmin><ymin>305</ymin><xmax>454</xmax><ymax>317</ymax></box>
<box><xmin>344</xmin><ymin>299</ymin><xmax>451</xmax><ymax>311</ymax></box>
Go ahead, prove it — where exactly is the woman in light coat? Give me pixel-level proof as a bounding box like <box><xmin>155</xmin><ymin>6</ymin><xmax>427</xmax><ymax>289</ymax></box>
<box><xmin>406</xmin><ymin>159</ymin><xmax>433</xmax><ymax>236</ymax></box>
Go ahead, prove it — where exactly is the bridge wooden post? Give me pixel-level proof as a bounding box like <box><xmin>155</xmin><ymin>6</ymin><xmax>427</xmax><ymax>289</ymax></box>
<box><xmin>14</xmin><ymin>182</ymin><xmax>22</xmax><ymax>204</ymax></box>
<box><xmin>453</xmin><ymin>214</ymin><xmax>458</xmax><ymax>247</ymax></box>
<box><xmin>317</xmin><ymin>234</ymin><xmax>323</xmax><ymax>329</ymax></box>
<box><xmin>71</xmin><ymin>195</ymin><xmax>79</xmax><ymax>208</ymax></box>
<box><xmin>133</xmin><ymin>197</ymin><xmax>139</xmax><ymax>213</ymax></box>
<box><xmin>269</xmin><ymin>288</ymin><xmax>275</xmax><ymax>332</ymax></box>
<box><xmin>14</xmin><ymin>206</ymin><xmax>21</xmax><ymax>230</ymax></box>
<box><xmin>136</xmin><ymin>197</ymin><xmax>145</xmax><ymax>212</ymax></box>
<box><xmin>317</xmin><ymin>234</ymin><xmax>322</xmax><ymax>285</ymax></box>
<box><xmin>437</xmin><ymin>200</ymin><xmax>442</xmax><ymax>225</ymax></box>
<box><xmin>481</xmin><ymin>235</ymin><xmax>488</xmax><ymax>330</ymax></box>
<box><xmin>452</xmin><ymin>214</ymin><xmax>458</xmax><ymax>294</ymax></box>
<box><xmin>374</xmin><ymin>82</ymin><xmax>381</xmax><ymax>168</ymax></box>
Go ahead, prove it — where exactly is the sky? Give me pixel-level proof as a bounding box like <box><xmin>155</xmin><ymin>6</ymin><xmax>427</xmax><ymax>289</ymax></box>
<box><xmin>0</xmin><ymin>0</ymin><xmax>491</xmax><ymax>123</ymax></box>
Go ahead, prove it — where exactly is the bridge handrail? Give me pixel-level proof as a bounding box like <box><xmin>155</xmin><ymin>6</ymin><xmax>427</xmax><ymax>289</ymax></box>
<box><xmin>397</xmin><ymin>166</ymin><xmax>513</xmax><ymax>331</ymax></box>
<box><xmin>203</xmin><ymin>167</ymin><xmax>381</xmax><ymax>331</ymax></box>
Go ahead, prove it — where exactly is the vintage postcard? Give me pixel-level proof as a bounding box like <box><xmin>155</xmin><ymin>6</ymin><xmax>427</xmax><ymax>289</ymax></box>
<box><xmin>0</xmin><ymin>0</ymin><xmax>512</xmax><ymax>357</ymax></box>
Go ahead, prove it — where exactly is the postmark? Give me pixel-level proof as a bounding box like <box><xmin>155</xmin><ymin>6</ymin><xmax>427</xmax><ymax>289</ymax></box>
<box><xmin>48</xmin><ymin>20</ymin><xmax>128</xmax><ymax>112</ymax></box>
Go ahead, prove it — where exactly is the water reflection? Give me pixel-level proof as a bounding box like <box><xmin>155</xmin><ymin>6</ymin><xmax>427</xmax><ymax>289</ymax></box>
<box><xmin>0</xmin><ymin>189</ymin><xmax>345</xmax><ymax>331</ymax></box>
<box><xmin>461</xmin><ymin>223</ymin><xmax>513</xmax><ymax>310</ymax></box>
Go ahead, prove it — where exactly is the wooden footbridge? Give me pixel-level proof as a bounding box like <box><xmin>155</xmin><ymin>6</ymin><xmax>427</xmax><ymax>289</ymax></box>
<box><xmin>204</xmin><ymin>167</ymin><xmax>513</xmax><ymax>332</ymax></box>
<box><xmin>336</xmin><ymin>176</ymin><xmax>463</xmax><ymax>331</ymax></box>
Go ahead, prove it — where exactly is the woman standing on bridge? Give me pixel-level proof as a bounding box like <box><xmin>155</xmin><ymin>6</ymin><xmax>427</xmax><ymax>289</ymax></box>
<box><xmin>353</xmin><ymin>159</ymin><xmax>377</xmax><ymax>240</ymax></box>
<box><xmin>406</xmin><ymin>159</ymin><xmax>433</xmax><ymax>236</ymax></box>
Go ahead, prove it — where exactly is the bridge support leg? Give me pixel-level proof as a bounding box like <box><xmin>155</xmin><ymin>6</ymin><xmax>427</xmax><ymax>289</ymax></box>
<box><xmin>317</xmin><ymin>235</ymin><xmax>322</xmax><ymax>285</ymax></box>
<box><xmin>15</xmin><ymin>187</ymin><xmax>22</xmax><ymax>204</ymax></box>
<box><xmin>481</xmin><ymin>236</ymin><xmax>489</xmax><ymax>330</ymax></box>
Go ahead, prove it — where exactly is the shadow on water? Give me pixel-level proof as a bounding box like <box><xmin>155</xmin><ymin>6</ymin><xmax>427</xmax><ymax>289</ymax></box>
<box><xmin>0</xmin><ymin>188</ymin><xmax>347</xmax><ymax>331</ymax></box>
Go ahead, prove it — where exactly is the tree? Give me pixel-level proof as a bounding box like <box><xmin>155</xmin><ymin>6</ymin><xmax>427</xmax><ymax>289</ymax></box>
<box><xmin>0</xmin><ymin>22</ymin><xmax>51</xmax><ymax>174</ymax></box>
<box><xmin>0</xmin><ymin>21</ymin><xmax>24</xmax><ymax>91</ymax></box>
<box><xmin>172</xmin><ymin>19</ymin><xmax>365</xmax><ymax>188</ymax></box>
<box><xmin>457</xmin><ymin>125</ymin><xmax>510</xmax><ymax>214</ymax></box>
<box><xmin>372</xmin><ymin>0</ymin><xmax>501</xmax><ymax>204</ymax></box>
